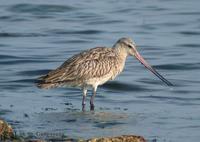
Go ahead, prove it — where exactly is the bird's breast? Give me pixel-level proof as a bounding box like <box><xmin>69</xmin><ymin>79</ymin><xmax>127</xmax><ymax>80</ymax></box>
<box><xmin>110</xmin><ymin>56</ymin><xmax>126</xmax><ymax>80</ymax></box>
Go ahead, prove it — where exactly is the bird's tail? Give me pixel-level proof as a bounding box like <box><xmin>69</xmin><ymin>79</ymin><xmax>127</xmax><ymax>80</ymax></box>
<box><xmin>37</xmin><ymin>82</ymin><xmax>60</xmax><ymax>89</ymax></box>
<box><xmin>36</xmin><ymin>75</ymin><xmax>63</xmax><ymax>89</ymax></box>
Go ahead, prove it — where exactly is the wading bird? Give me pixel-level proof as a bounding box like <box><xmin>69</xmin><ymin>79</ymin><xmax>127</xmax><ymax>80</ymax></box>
<box><xmin>37</xmin><ymin>37</ymin><xmax>173</xmax><ymax>111</ymax></box>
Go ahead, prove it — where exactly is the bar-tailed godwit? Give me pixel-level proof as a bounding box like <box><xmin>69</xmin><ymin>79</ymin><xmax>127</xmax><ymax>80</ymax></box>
<box><xmin>37</xmin><ymin>37</ymin><xmax>173</xmax><ymax>111</ymax></box>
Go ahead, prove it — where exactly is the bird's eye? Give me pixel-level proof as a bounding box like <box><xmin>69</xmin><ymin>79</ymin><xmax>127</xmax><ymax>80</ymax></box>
<box><xmin>128</xmin><ymin>45</ymin><xmax>132</xmax><ymax>48</ymax></box>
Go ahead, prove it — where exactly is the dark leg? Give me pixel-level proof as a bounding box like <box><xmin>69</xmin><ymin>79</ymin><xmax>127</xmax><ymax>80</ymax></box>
<box><xmin>90</xmin><ymin>86</ymin><xmax>97</xmax><ymax>111</ymax></box>
<box><xmin>82</xmin><ymin>87</ymin><xmax>87</xmax><ymax>111</ymax></box>
<box><xmin>82</xmin><ymin>95</ymin><xmax>86</xmax><ymax>111</ymax></box>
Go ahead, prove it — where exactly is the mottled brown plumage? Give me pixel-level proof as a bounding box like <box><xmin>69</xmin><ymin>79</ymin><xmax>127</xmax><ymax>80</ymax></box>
<box><xmin>38</xmin><ymin>47</ymin><xmax>125</xmax><ymax>88</ymax></box>
<box><xmin>37</xmin><ymin>37</ymin><xmax>173</xmax><ymax>111</ymax></box>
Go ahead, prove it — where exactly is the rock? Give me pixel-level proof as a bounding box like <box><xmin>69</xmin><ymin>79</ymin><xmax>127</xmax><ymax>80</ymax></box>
<box><xmin>87</xmin><ymin>135</ymin><xmax>146</xmax><ymax>142</ymax></box>
<box><xmin>0</xmin><ymin>119</ymin><xmax>14</xmax><ymax>140</ymax></box>
<box><xmin>0</xmin><ymin>119</ymin><xmax>146</xmax><ymax>142</ymax></box>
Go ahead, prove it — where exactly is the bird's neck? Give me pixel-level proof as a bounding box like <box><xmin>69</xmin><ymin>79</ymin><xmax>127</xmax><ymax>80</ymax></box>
<box><xmin>113</xmin><ymin>44</ymin><xmax>128</xmax><ymax>61</ymax></box>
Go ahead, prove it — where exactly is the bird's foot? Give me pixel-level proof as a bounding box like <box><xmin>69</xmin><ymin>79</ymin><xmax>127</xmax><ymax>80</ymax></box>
<box><xmin>90</xmin><ymin>104</ymin><xmax>95</xmax><ymax>111</ymax></box>
<box><xmin>82</xmin><ymin>104</ymin><xmax>86</xmax><ymax>112</ymax></box>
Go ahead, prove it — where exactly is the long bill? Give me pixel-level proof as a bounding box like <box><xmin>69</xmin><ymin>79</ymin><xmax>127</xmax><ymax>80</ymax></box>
<box><xmin>134</xmin><ymin>51</ymin><xmax>173</xmax><ymax>86</ymax></box>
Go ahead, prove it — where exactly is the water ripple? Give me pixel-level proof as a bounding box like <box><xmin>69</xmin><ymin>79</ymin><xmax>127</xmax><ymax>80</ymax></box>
<box><xmin>8</xmin><ymin>79</ymin><xmax>36</xmax><ymax>84</ymax></box>
<box><xmin>144</xmin><ymin>6</ymin><xmax>168</xmax><ymax>11</ymax></box>
<box><xmin>48</xmin><ymin>29</ymin><xmax>104</xmax><ymax>35</ymax></box>
<box><xmin>52</xmin><ymin>39</ymin><xmax>91</xmax><ymax>44</ymax></box>
<box><xmin>87</xmin><ymin>20</ymin><xmax>123</xmax><ymax>25</ymax></box>
<box><xmin>102</xmin><ymin>81</ymin><xmax>150</xmax><ymax>92</ymax></box>
<box><xmin>0</xmin><ymin>54</ymin><xmax>22</xmax><ymax>59</ymax></box>
<box><xmin>0</xmin><ymin>109</ymin><xmax>12</xmax><ymax>116</ymax></box>
<box><xmin>138</xmin><ymin>95</ymin><xmax>200</xmax><ymax>102</ymax></box>
<box><xmin>0</xmin><ymin>59</ymin><xmax>55</xmax><ymax>65</ymax></box>
<box><xmin>154</xmin><ymin>63</ymin><xmax>200</xmax><ymax>70</ymax></box>
<box><xmin>172</xmin><ymin>12</ymin><xmax>200</xmax><ymax>15</ymax></box>
<box><xmin>178</xmin><ymin>31</ymin><xmax>200</xmax><ymax>36</ymax></box>
<box><xmin>8</xmin><ymin>4</ymin><xmax>77</xmax><ymax>14</ymax></box>
<box><xmin>177</xmin><ymin>44</ymin><xmax>200</xmax><ymax>48</ymax></box>
<box><xmin>0</xmin><ymin>16</ymin><xmax>12</xmax><ymax>20</ymax></box>
<box><xmin>17</xmin><ymin>69</ymin><xmax>51</xmax><ymax>76</ymax></box>
<box><xmin>0</xmin><ymin>84</ymin><xmax>30</xmax><ymax>90</ymax></box>
<box><xmin>110</xmin><ymin>8</ymin><xmax>134</xmax><ymax>13</ymax></box>
<box><xmin>94</xmin><ymin>121</ymin><xmax>125</xmax><ymax>129</ymax></box>
<box><xmin>0</xmin><ymin>32</ymin><xmax>47</xmax><ymax>38</ymax></box>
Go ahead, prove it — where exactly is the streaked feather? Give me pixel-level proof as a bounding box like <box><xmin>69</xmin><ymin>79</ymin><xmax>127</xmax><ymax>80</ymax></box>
<box><xmin>37</xmin><ymin>47</ymin><xmax>125</xmax><ymax>89</ymax></box>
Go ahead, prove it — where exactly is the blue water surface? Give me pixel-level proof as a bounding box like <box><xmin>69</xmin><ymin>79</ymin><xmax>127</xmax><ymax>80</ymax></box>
<box><xmin>0</xmin><ymin>0</ymin><xmax>200</xmax><ymax>141</ymax></box>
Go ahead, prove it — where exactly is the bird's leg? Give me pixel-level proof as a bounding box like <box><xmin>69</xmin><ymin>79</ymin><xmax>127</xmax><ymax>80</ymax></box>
<box><xmin>82</xmin><ymin>95</ymin><xmax>86</xmax><ymax>111</ymax></box>
<box><xmin>90</xmin><ymin>86</ymin><xmax>97</xmax><ymax>111</ymax></box>
<box><xmin>82</xmin><ymin>87</ymin><xmax>87</xmax><ymax>111</ymax></box>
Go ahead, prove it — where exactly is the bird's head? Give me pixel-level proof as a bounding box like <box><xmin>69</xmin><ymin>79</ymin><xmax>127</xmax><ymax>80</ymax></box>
<box><xmin>114</xmin><ymin>37</ymin><xmax>173</xmax><ymax>86</ymax></box>
<box><xmin>115</xmin><ymin>37</ymin><xmax>137</xmax><ymax>56</ymax></box>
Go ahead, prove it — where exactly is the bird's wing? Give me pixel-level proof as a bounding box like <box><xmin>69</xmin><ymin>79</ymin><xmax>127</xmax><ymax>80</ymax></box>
<box><xmin>40</xmin><ymin>47</ymin><xmax>117</xmax><ymax>84</ymax></box>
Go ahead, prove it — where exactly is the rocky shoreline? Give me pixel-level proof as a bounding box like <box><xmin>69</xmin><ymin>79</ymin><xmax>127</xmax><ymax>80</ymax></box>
<box><xmin>0</xmin><ymin>119</ymin><xmax>146</xmax><ymax>142</ymax></box>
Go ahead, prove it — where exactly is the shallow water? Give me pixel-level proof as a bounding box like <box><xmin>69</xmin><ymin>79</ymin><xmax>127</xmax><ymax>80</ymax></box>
<box><xmin>0</xmin><ymin>0</ymin><xmax>200</xmax><ymax>141</ymax></box>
